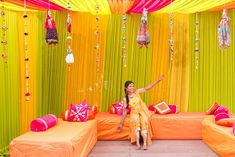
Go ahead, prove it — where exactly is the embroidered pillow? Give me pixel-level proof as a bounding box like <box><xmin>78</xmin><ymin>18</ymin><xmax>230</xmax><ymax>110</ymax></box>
<box><xmin>216</xmin><ymin>118</ymin><xmax>235</xmax><ymax>127</ymax></box>
<box><xmin>154</xmin><ymin>101</ymin><xmax>171</xmax><ymax>114</ymax></box>
<box><xmin>214</xmin><ymin>106</ymin><xmax>230</xmax><ymax>121</ymax></box>
<box><xmin>68</xmin><ymin>100</ymin><xmax>89</xmax><ymax>122</ymax></box>
<box><xmin>113</xmin><ymin>100</ymin><xmax>131</xmax><ymax>115</ymax></box>
<box><xmin>214</xmin><ymin>106</ymin><xmax>229</xmax><ymax>115</ymax></box>
<box><xmin>206</xmin><ymin>102</ymin><xmax>220</xmax><ymax>115</ymax></box>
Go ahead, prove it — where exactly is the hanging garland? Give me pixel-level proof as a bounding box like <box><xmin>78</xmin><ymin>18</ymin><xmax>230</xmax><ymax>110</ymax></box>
<box><xmin>94</xmin><ymin>4</ymin><xmax>100</xmax><ymax>82</ymax></box>
<box><xmin>195</xmin><ymin>12</ymin><xmax>199</xmax><ymax>69</ymax></box>
<box><xmin>169</xmin><ymin>7</ymin><xmax>174</xmax><ymax>62</ymax></box>
<box><xmin>122</xmin><ymin>14</ymin><xmax>127</xmax><ymax>67</ymax></box>
<box><xmin>23</xmin><ymin>0</ymin><xmax>30</xmax><ymax>101</ymax></box>
<box><xmin>218</xmin><ymin>8</ymin><xmax>230</xmax><ymax>50</ymax></box>
<box><xmin>1</xmin><ymin>0</ymin><xmax>7</xmax><ymax>63</ymax></box>
<box><xmin>65</xmin><ymin>2</ymin><xmax>74</xmax><ymax>70</ymax></box>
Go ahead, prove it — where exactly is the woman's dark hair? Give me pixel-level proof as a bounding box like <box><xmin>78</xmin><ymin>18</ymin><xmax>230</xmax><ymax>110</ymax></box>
<box><xmin>124</xmin><ymin>81</ymin><xmax>134</xmax><ymax>109</ymax></box>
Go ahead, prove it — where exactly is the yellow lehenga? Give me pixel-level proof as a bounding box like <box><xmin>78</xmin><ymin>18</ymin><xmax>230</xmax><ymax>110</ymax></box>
<box><xmin>125</xmin><ymin>93</ymin><xmax>153</xmax><ymax>145</ymax></box>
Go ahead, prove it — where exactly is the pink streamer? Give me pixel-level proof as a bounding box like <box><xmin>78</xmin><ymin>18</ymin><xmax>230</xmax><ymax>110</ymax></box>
<box><xmin>127</xmin><ymin>0</ymin><xmax>173</xmax><ymax>14</ymax></box>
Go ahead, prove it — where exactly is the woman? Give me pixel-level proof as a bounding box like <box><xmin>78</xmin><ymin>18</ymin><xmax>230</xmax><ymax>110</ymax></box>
<box><xmin>117</xmin><ymin>75</ymin><xmax>164</xmax><ymax>150</ymax></box>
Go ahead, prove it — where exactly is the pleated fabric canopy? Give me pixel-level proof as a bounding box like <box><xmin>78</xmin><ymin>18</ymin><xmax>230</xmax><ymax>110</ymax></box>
<box><xmin>3</xmin><ymin>0</ymin><xmax>235</xmax><ymax>13</ymax></box>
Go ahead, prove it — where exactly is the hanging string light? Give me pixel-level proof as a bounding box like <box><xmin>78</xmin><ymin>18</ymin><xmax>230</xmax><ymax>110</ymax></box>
<box><xmin>169</xmin><ymin>0</ymin><xmax>174</xmax><ymax>63</ymax></box>
<box><xmin>94</xmin><ymin>4</ymin><xmax>100</xmax><ymax>88</ymax></box>
<box><xmin>195</xmin><ymin>12</ymin><xmax>199</xmax><ymax>69</ymax></box>
<box><xmin>65</xmin><ymin>2</ymin><xmax>74</xmax><ymax>71</ymax></box>
<box><xmin>1</xmin><ymin>0</ymin><xmax>7</xmax><ymax>63</ymax></box>
<box><xmin>23</xmin><ymin>0</ymin><xmax>30</xmax><ymax>101</ymax></box>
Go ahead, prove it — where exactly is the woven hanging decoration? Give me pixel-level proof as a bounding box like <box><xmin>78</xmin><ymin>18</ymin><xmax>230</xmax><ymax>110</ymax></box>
<box><xmin>169</xmin><ymin>11</ymin><xmax>174</xmax><ymax>62</ymax></box>
<box><xmin>218</xmin><ymin>9</ymin><xmax>230</xmax><ymax>49</ymax></box>
<box><xmin>1</xmin><ymin>0</ymin><xmax>7</xmax><ymax>63</ymax></box>
<box><xmin>65</xmin><ymin>2</ymin><xmax>74</xmax><ymax>70</ymax></box>
<box><xmin>195</xmin><ymin>12</ymin><xmax>199</xmax><ymax>69</ymax></box>
<box><xmin>23</xmin><ymin>0</ymin><xmax>30</xmax><ymax>101</ymax></box>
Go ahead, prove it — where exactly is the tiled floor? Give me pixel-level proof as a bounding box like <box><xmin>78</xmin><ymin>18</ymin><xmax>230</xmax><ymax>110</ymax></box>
<box><xmin>89</xmin><ymin>140</ymin><xmax>219</xmax><ymax>157</ymax></box>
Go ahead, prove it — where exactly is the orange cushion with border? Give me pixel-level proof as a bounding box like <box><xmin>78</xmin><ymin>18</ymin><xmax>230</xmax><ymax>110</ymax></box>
<box><xmin>206</xmin><ymin>102</ymin><xmax>220</xmax><ymax>115</ymax></box>
<box><xmin>216</xmin><ymin>118</ymin><xmax>235</xmax><ymax>127</ymax></box>
<box><xmin>154</xmin><ymin>101</ymin><xmax>171</xmax><ymax>114</ymax></box>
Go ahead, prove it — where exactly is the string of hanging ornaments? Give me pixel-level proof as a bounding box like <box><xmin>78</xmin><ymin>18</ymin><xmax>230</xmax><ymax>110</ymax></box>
<box><xmin>44</xmin><ymin>1</ymin><xmax>58</xmax><ymax>45</ymax></box>
<box><xmin>23</xmin><ymin>0</ymin><xmax>30</xmax><ymax>101</ymax></box>
<box><xmin>95</xmin><ymin>4</ymin><xmax>101</xmax><ymax>88</ymax></box>
<box><xmin>122</xmin><ymin>13</ymin><xmax>127</xmax><ymax>67</ymax></box>
<box><xmin>218</xmin><ymin>8</ymin><xmax>230</xmax><ymax>50</ymax></box>
<box><xmin>136</xmin><ymin>8</ymin><xmax>150</xmax><ymax>48</ymax></box>
<box><xmin>195</xmin><ymin>12</ymin><xmax>199</xmax><ymax>69</ymax></box>
<box><xmin>65</xmin><ymin>2</ymin><xmax>74</xmax><ymax>70</ymax></box>
<box><xmin>1</xmin><ymin>0</ymin><xmax>7</xmax><ymax>63</ymax></box>
<box><xmin>169</xmin><ymin>1</ymin><xmax>174</xmax><ymax>63</ymax></box>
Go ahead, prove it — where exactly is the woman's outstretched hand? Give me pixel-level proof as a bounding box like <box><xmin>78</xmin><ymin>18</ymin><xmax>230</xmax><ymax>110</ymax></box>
<box><xmin>158</xmin><ymin>75</ymin><xmax>164</xmax><ymax>82</ymax></box>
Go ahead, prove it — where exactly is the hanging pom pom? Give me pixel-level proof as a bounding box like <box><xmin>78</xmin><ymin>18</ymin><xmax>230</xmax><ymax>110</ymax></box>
<box><xmin>65</xmin><ymin>47</ymin><xmax>74</xmax><ymax>64</ymax></box>
<box><xmin>67</xmin><ymin>14</ymin><xmax>72</xmax><ymax>33</ymax></box>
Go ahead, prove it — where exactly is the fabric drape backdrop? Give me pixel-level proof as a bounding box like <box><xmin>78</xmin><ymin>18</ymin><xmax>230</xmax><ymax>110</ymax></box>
<box><xmin>149</xmin><ymin>13</ymin><xmax>190</xmax><ymax>112</ymax></box>
<box><xmin>63</xmin><ymin>12</ymin><xmax>108</xmax><ymax>111</ymax></box>
<box><xmin>0</xmin><ymin>10</ymin><xmax>20</xmax><ymax>156</ymax></box>
<box><xmin>101</xmin><ymin>14</ymin><xmax>154</xmax><ymax>112</ymax></box>
<box><xmin>188</xmin><ymin>11</ymin><xmax>235</xmax><ymax>113</ymax></box>
<box><xmin>36</xmin><ymin>11</ymin><xmax>67</xmax><ymax>117</ymax></box>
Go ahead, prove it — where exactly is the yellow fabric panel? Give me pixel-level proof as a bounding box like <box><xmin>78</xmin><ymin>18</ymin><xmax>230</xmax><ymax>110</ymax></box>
<box><xmin>17</xmin><ymin>12</ymin><xmax>37</xmax><ymax>134</ymax></box>
<box><xmin>149</xmin><ymin>13</ymin><xmax>189</xmax><ymax>112</ymax></box>
<box><xmin>108</xmin><ymin>0</ymin><xmax>135</xmax><ymax>14</ymax></box>
<box><xmin>64</xmin><ymin>12</ymin><xmax>108</xmax><ymax>110</ymax></box>
<box><xmin>4</xmin><ymin>2</ymin><xmax>37</xmax><ymax>12</ymax></box>
<box><xmin>157</xmin><ymin>0</ymin><xmax>234</xmax><ymax>13</ymax></box>
<box><xmin>208</xmin><ymin>1</ymin><xmax>235</xmax><ymax>11</ymax></box>
<box><xmin>50</xmin><ymin>0</ymin><xmax>111</xmax><ymax>14</ymax></box>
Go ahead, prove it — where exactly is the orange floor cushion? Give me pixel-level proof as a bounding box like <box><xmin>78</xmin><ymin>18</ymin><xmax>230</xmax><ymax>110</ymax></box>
<box><xmin>202</xmin><ymin>117</ymin><xmax>235</xmax><ymax>157</ymax></box>
<box><xmin>151</xmin><ymin>112</ymin><xmax>212</xmax><ymax>139</ymax></box>
<box><xmin>96</xmin><ymin>112</ymin><xmax>130</xmax><ymax>140</ymax></box>
<box><xmin>10</xmin><ymin>119</ymin><xmax>97</xmax><ymax>157</ymax></box>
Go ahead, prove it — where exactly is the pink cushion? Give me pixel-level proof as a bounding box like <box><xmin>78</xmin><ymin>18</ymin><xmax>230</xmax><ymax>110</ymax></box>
<box><xmin>168</xmin><ymin>105</ymin><xmax>177</xmax><ymax>113</ymax></box>
<box><xmin>68</xmin><ymin>100</ymin><xmax>89</xmax><ymax>122</ymax></box>
<box><xmin>214</xmin><ymin>106</ymin><xmax>229</xmax><ymax>115</ymax></box>
<box><xmin>113</xmin><ymin>100</ymin><xmax>131</xmax><ymax>115</ymax></box>
<box><xmin>30</xmin><ymin>114</ymin><xmax>57</xmax><ymax>132</ymax></box>
<box><xmin>206</xmin><ymin>102</ymin><xmax>220</xmax><ymax>115</ymax></box>
<box><xmin>148</xmin><ymin>104</ymin><xmax>156</xmax><ymax>112</ymax></box>
<box><xmin>233</xmin><ymin>123</ymin><xmax>235</xmax><ymax>135</ymax></box>
<box><xmin>215</xmin><ymin>113</ymin><xmax>230</xmax><ymax>121</ymax></box>
<box><xmin>154</xmin><ymin>101</ymin><xmax>171</xmax><ymax>114</ymax></box>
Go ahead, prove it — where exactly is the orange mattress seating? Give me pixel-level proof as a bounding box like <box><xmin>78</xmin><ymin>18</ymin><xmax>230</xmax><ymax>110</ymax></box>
<box><xmin>202</xmin><ymin>117</ymin><xmax>235</xmax><ymax>157</ymax></box>
<box><xmin>10</xmin><ymin>119</ymin><xmax>97</xmax><ymax>157</ymax></box>
<box><xmin>96</xmin><ymin>112</ymin><xmax>211</xmax><ymax>140</ymax></box>
<box><xmin>96</xmin><ymin>112</ymin><xmax>130</xmax><ymax>140</ymax></box>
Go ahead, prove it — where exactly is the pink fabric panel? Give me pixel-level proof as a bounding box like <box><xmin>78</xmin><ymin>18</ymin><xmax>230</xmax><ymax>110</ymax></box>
<box><xmin>30</xmin><ymin>114</ymin><xmax>57</xmax><ymax>132</ymax></box>
<box><xmin>127</xmin><ymin>0</ymin><xmax>173</xmax><ymax>14</ymax></box>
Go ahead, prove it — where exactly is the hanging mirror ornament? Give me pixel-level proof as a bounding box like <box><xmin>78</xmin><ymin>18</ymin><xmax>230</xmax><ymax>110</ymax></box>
<box><xmin>195</xmin><ymin>12</ymin><xmax>199</xmax><ymax>69</ymax></box>
<box><xmin>1</xmin><ymin>0</ymin><xmax>7</xmax><ymax>63</ymax></box>
<box><xmin>218</xmin><ymin>8</ymin><xmax>230</xmax><ymax>50</ymax></box>
<box><xmin>65</xmin><ymin>3</ymin><xmax>74</xmax><ymax>69</ymax></box>
<box><xmin>122</xmin><ymin>14</ymin><xmax>127</xmax><ymax>67</ymax></box>
<box><xmin>23</xmin><ymin>0</ymin><xmax>30</xmax><ymax>101</ymax></box>
<box><xmin>136</xmin><ymin>8</ymin><xmax>150</xmax><ymax>48</ymax></box>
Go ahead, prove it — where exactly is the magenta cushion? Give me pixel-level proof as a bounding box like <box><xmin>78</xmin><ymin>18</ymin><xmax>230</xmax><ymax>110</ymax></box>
<box><xmin>113</xmin><ymin>100</ymin><xmax>131</xmax><ymax>115</ymax></box>
<box><xmin>30</xmin><ymin>114</ymin><xmax>57</xmax><ymax>132</ymax></box>
<box><xmin>168</xmin><ymin>105</ymin><xmax>177</xmax><ymax>113</ymax></box>
<box><xmin>148</xmin><ymin>104</ymin><xmax>156</xmax><ymax>111</ymax></box>
<box><xmin>215</xmin><ymin>113</ymin><xmax>230</xmax><ymax>121</ymax></box>
<box><xmin>68</xmin><ymin>100</ymin><xmax>89</xmax><ymax>122</ymax></box>
<box><xmin>233</xmin><ymin>123</ymin><xmax>235</xmax><ymax>136</ymax></box>
<box><xmin>214</xmin><ymin>106</ymin><xmax>229</xmax><ymax>115</ymax></box>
